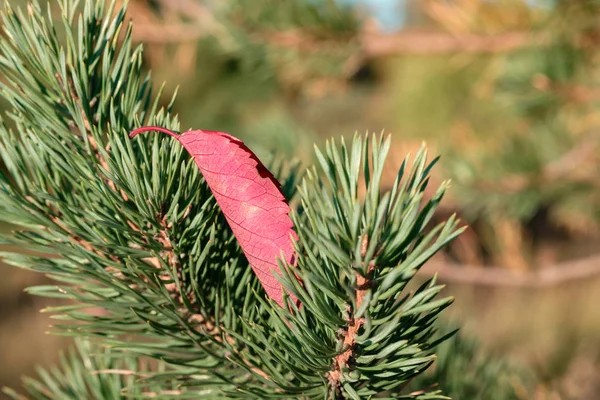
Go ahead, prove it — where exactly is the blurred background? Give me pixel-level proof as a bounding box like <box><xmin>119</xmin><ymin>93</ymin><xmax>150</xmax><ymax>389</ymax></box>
<box><xmin>1</xmin><ymin>0</ymin><xmax>600</xmax><ymax>398</ymax></box>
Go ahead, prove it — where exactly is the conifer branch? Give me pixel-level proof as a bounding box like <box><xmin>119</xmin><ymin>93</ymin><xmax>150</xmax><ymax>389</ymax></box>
<box><xmin>329</xmin><ymin>235</ymin><xmax>374</xmax><ymax>391</ymax></box>
<box><xmin>0</xmin><ymin>1</ymin><xmax>463</xmax><ymax>398</ymax></box>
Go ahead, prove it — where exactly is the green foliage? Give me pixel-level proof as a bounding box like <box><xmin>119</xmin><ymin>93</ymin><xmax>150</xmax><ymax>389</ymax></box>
<box><xmin>410</xmin><ymin>324</ymin><xmax>534</xmax><ymax>400</ymax></box>
<box><xmin>217</xmin><ymin>137</ymin><xmax>464</xmax><ymax>398</ymax></box>
<box><xmin>138</xmin><ymin>0</ymin><xmax>361</xmax><ymax>161</ymax></box>
<box><xmin>212</xmin><ymin>0</ymin><xmax>360</xmax><ymax>99</ymax></box>
<box><xmin>223</xmin><ymin>0</ymin><xmax>359</xmax><ymax>35</ymax></box>
<box><xmin>0</xmin><ymin>0</ymin><xmax>462</xmax><ymax>398</ymax></box>
<box><xmin>2</xmin><ymin>340</ymin><xmax>192</xmax><ymax>399</ymax></box>
<box><xmin>389</xmin><ymin>0</ymin><xmax>600</xmax><ymax>261</ymax></box>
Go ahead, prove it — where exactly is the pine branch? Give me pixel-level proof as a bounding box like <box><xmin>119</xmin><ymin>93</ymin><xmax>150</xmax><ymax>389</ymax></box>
<box><xmin>215</xmin><ymin>136</ymin><xmax>465</xmax><ymax>398</ymax></box>
<box><xmin>0</xmin><ymin>1</ymin><xmax>463</xmax><ymax>398</ymax></box>
<box><xmin>408</xmin><ymin>322</ymin><xmax>533</xmax><ymax>400</ymax></box>
<box><xmin>0</xmin><ymin>0</ymin><xmax>260</xmax><ymax>392</ymax></box>
<box><xmin>2</xmin><ymin>339</ymin><xmax>201</xmax><ymax>399</ymax></box>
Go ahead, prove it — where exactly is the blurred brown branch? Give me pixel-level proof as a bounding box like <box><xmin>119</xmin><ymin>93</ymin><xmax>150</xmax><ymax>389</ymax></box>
<box><xmin>131</xmin><ymin>23</ymin><xmax>542</xmax><ymax>56</ymax></box>
<box><xmin>475</xmin><ymin>131</ymin><xmax>600</xmax><ymax>194</ymax></box>
<box><xmin>131</xmin><ymin>23</ymin><xmax>207</xmax><ymax>43</ymax></box>
<box><xmin>154</xmin><ymin>0</ymin><xmax>212</xmax><ymax>18</ymax></box>
<box><xmin>421</xmin><ymin>254</ymin><xmax>600</xmax><ymax>287</ymax></box>
<box><xmin>128</xmin><ymin>0</ymin><xmax>232</xmax><ymax>46</ymax></box>
<box><xmin>126</xmin><ymin>0</ymin><xmax>543</xmax><ymax>55</ymax></box>
<box><xmin>543</xmin><ymin>131</ymin><xmax>600</xmax><ymax>182</ymax></box>
<box><xmin>361</xmin><ymin>30</ymin><xmax>543</xmax><ymax>56</ymax></box>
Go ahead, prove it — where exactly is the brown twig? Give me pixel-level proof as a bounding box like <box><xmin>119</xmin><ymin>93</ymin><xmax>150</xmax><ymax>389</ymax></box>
<box><xmin>361</xmin><ymin>30</ymin><xmax>543</xmax><ymax>56</ymax></box>
<box><xmin>475</xmin><ymin>131</ymin><xmax>600</xmax><ymax>194</ymax></box>
<box><xmin>145</xmin><ymin>215</ymin><xmax>270</xmax><ymax>378</ymax></box>
<box><xmin>542</xmin><ymin>132</ymin><xmax>600</xmax><ymax>182</ymax></box>
<box><xmin>145</xmin><ymin>214</ymin><xmax>212</xmax><ymax>331</ymax></box>
<box><xmin>328</xmin><ymin>235</ymin><xmax>374</xmax><ymax>393</ymax></box>
<box><xmin>129</xmin><ymin>0</ymin><xmax>233</xmax><ymax>48</ymax></box>
<box><xmin>131</xmin><ymin>21</ymin><xmax>542</xmax><ymax>56</ymax></box>
<box><xmin>419</xmin><ymin>254</ymin><xmax>600</xmax><ymax>287</ymax></box>
<box><xmin>131</xmin><ymin>23</ymin><xmax>208</xmax><ymax>43</ymax></box>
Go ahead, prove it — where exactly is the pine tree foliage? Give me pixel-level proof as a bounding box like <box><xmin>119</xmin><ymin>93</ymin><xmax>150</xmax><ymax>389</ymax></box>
<box><xmin>445</xmin><ymin>0</ymin><xmax>600</xmax><ymax>233</ymax></box>
<box><xmin>0</xmin><ymin>0</ymin><xmax>463</xmax><ymax>398</ymax></box>
<box><xmin>409</xmin><ymin>324</ymin><xmax>534</xmax><ymax>400</ymax></box>
<box><xmin>2</xmin><ymin>328</ymin><xmax>533</xmax><ymax>400</ymax></box>
<box><xmin>407</xmin><ymin>0</ymin><xmax>600</xmax><ymax>265</ymax></box>
<box><xmin>210</xmin><ymin>0</ymin><xmax>361</xmax><ymax>97</ymax></box>
<box><xmin>3</xmin><ymin>340</ymin><xmax>191</xmax><ymax>400</ymax></box>
<box><xmin>223</xmin><ymin>0</ymin><xmax>359</xmax><ymax>35</ymax></box>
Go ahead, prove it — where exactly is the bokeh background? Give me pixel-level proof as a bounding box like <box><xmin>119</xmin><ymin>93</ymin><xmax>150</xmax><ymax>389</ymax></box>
<box><xmin>1</xmin><ymin>0</ymin><xmax>600</xmax><ymax>398</ymax></box>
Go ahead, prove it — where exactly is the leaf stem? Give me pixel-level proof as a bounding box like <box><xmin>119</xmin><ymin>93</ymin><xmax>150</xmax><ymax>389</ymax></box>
<box><xmin>129</xmin><ymin>126</ymin><xmax>180</xmax><ymax>139</ymax></box>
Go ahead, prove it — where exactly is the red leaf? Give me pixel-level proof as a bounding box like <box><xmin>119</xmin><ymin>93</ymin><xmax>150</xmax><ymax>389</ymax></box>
<box><xmin>130</xmin><ymin>126</ymin><xmax>299</xmax><ymax>308</ymax></box>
